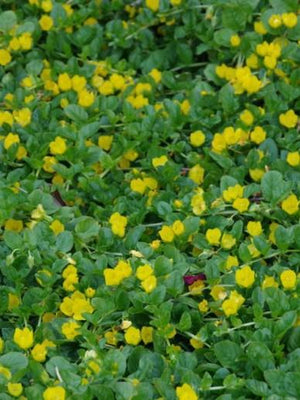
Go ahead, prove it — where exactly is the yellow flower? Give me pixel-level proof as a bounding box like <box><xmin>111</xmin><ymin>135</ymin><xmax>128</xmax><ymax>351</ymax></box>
<box><xmin>5</xmin><ymin>219</ymin><xmax>23</xmax><ymax>232</ymax></box>
<box><xmin>247</xmin><ymin>221</ymin><xmax>262</xmax><ymax>236</ymax></box>
<box><xmin>170</xmin><ymin>0</ymin><xmax>182</xmax><ymax>5</ymax></box>
<box><xmin>287</xmin><ymin>152</ymin><xmax>300</xmax><ymax>167</ymax></box>
<box><xmin>190</xmin><ymin>336</ymin><xmax>204</xmax><ymax>349</ymax></box>
<box><xmin>78</xmin><ymin>89</ymin><xmax>95</xmax><ymax>107</ymax></box>
<box><xmin>222</xmin><ymin>290</ymin><xmax>245</xmax><ymax>316</ymax></box>
<box><xmin>0</xmin><ymin>49</ymin><xmax>12</xmax><ymax>66</ymax></box>
<box><xmin>221</xmin><ymin>233</ymin><xmax>236</xmax><ymax>249</ymax></box>
<box><xmin>8</xmin><ymin>293</ymin><xmax>20</xmax><ymax>310</ymax></box>
<box><xmin>176</xmin><ymin>383</ymin><xmax>198</xmax><ymax>400</ymax></box>
<box><xmin>198</xmin><ymin>299</ymin><xmax>209</xmax><ymax>313</ymax></box>
<box><xmin>9</xmin><ymin>37</ymin><xmax>20</xmax><ymax>51</ymax></box>
<box><xmin>43</xmin><ymin>156</ymin><xmax>57</xmax><ymax>173</ymax></box>
<box><xmin>210</xmin><ymin>285</ymin><xmax>227</xmax><ymax>301</ymax></box>
<box><xmin>180</xmin><ymin>99</ymin><xmax>191</xmax><ymax>115</ymax></box>
<box><xmin>211</xmin><ymin>133</ymin><xmax>226</xmax><ymax>153</ymax></box>
<box><xmin>172</xmin><ymin>220</ymin><xmax>185</xmax><ymax>235</ymax></box>
<box><xmin>225</xmin><ymin>255</ymin><xmax>239</xmax><ymax>270</ymax></box>
<box><xmin>7</xmin><ymin>383</ymin><xmax>23</xmax><ymax>397</ymax></box>
<box><xmin>13</xmin><ymin>108</ymin><xmax>32</xmax><ymax>126</ymax></box>
<box><xmin>230</xmin><ymin>34</ymin><xmax>240</xmax><ymax>47</ymax></box>
<box><xmin>41</xmin><ymin>0</ymin><xmax>53</xmax><ymax>12</ymax></box>
<box><xmin>39</xmin><ymin>15</ymin><xmax>54</xmax><ymax>31</ymax></box>
<box><xmin>115</xmin><ymin>260</ymin><xmax>132</xmax><ymax>279</ymax></box>
<box><xmin>130</xmin><ymin>178</ymin><xmax>146</xmax><ymax>194</ymax></box>
<box><xmin>98</xmin><ymin>135</ymin><xmax>113</xmax><ymax>151</ymax></box>
<box><xmin>105</xmin><ymin>330</ymin><xmax>118</xmax><ymax>346</ymax></box>
<box><xmin>31</xmin><ymin>343</ymin><xmax>47</xmax><ymax>362</ymax></box>
<box><xmin>0</xmin><ymin>365</ymin><xmax>11</xmax><ymax>380</ymax></box>
<box><xmin>188</xmin><ymin>164</ymin><xmax>204</xmax><ymax>185</ymax></box>
<box><xmin>13</xmin><ymin>327</ymin><xmax>34</xmax><ymax>350</ymax></box>
<box><xmin>124</xmin><ymin>149</ymin><xmax>138</xmax><ymax>161</ymax></box>
<box><xmin>149</xmin><ymin>68</ymin><xmax>162</xmax><ymax>83</ymax></box>
<box><xmin>232</xmin><ymin>197</ymin><xmax>250</xmax><ymax>213</ymax></box>
<box><xmin>240</xmin><ymin>110</ymin><xmax>254</xmax><ymax>126</ymax></box>
<box><xmin>141</xmin><ymin>326</ymin><xmax>153</xmax><ymax>344</ymax></box>
<box><xmin>49</xmin><ymin>136</ymin><xmax>67</xmax><ymax>155</ymax></box>
<box><xmin>141</xmin><ymin>275</ymin><xmax>157</xmax><ymax>293</ymax></box>
<box><xmin>264</xmin><ymin>55</ymin><xmax>277</xmax><ymax>69</ymax></box>
<box><xmin>280</xmin><ymin>270</ymin><xmax>296</xmax><ymax>290</ymax></box>
<box><xmin>99</xmin><ymin>80</ymin><xmax>114</xmax><ymax>95</ymax></box>
<box><xmin>50</xmin><ymin>220</ymin><xmax>64</xmax><ymax>235</ymax></box>
<box><xmin>282</xmin><ymin>13</ymin><xmax>298</xmax><ymax>28</ymax></box>
<box><xmin>254</xmin><ymin>21</ymin><xmax>267</xmax><ymax>34</ymax></box>
<box><xmin>4</xmin><ymin>133</ymin><xmax>20</xmax><ymax>150</ymax></box>
<box><xmin>43</xmin><ymin>386</ymin><xmax>66</xmax><ymax>400</ymax></box>
<box><xmin>19</xmin><ymin>33</ymin><xmax>33</xmax><ymax>50</ymax></box>
<box><xmin>281</xmin><ymin>194</ymin><xmax>299</xmax><ymax>215</ymax></box>
<box><xmin>136</xmin><ymin>264</ymin><xmax>153</xmax><ymax>280</ymax></box>
<box><xmin>250</xmin><ymin>126</ymin><xmax>266</xmax><ymax>144</ymax></box>
<box><xmin>279</xmin><ymin>110</ymin><xmax>298</xmax><ymax>128</ymax></box>
<box><xmin>109</xmin><ymin>73</ymin><xmax>126</xmax><ymax>90</ymax></box>
<box><xmin>262</xmin><ymin>276</ymin><xmax>278</xmax><ymax>289</ymax></box>
<box><xmin>152</xmin><ymin>155</ymin><xmax>168</xmax><ymax>168</ymax></box>
<box><xmin>205</xmin><ymin>228</ymin><xmax>221</xmax><ymax>245</ymax></box>
<box><xmin>103</xmin><ymin>269</ymin><xmax>121</xmax><ymax>286</ymax></box>
<box><xmin>268</xmin><ymin>14</ymin><xmax>282</xmax><ymax>28</ymax></box>
<box><xmin>145</xmin><ymin>0</ymin><xmax>159</xmax><ymax>12</ymax></box>
<box><xmin>250</xmin><ymin>168</ymin><xmax>265</xmax><ymax>182</ymax></box>
<box><xmin>71</xmin><ymin>75</ymin><xmax>86</xmax><ymax>92</ymax></box>
<box><xmin>72</xmin><ymin>297</ymin><xmax>94</xmax><ymax>321</ymax></box>
<box><xmin>61</xmin><ymin>321</ymin><xmax>81</xmax><ymax>340</ymax></box>
<box><xmin>159</xmin><ymin>225</ymin><xmax>175</xmax><ymax>242</ymax></box>
<box><xmin>223</xmin><ymin>184</ymin><xmax>243</xmax><ymax>202</ymax></box>
<box><xmin>109</xmin><ymin>212</ymin><xmax>128</xmax><ymax>237</ymax></box>
<box><xmin>190</xmin><ymin>130</ymin><xmax>205</xmax><ymax>147</ymax></box>
<box><xmin>235</xmin><ymin>265</ymin><xmax>255</xmax><ymax>288</ymax></box>
<box><xmin>58</xmin><ymin>73</ymin><xmax>72</xmax><ymax>91</ymax></box>
<box><xmin>124</xmin><ymin>326</ymin><xmax>141</xmax><ymax>345</ymax></box>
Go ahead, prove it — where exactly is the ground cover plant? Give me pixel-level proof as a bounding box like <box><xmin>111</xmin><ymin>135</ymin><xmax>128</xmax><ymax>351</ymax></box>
<box><xmin>0</xmin><ymin>0</ymin><xmax>299</xmax><ymax>399</ymax></box>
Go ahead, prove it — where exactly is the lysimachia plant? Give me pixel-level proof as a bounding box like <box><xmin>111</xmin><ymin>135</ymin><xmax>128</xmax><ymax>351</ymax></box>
<box><xmin>0</xmin><ymin>0</ymin><xmax>299</xmax><ymax>399</ymax></box>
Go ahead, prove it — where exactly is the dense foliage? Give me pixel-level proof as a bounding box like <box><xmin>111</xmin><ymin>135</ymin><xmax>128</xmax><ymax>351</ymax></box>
<box><xmin>0</xmin><ymin>0</ymin><xmax>300</xmax><ymax>399</ymax></box>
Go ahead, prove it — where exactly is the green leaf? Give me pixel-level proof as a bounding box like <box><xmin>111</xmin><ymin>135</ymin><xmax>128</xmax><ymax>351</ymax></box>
<box><xmin>246</xmin><ymin>379</ymin><xmax>270</xmax><ymax>396</ymax></box>
<box><xmin>26</xmin><ymin>60</ymin><xmax>44</xmax><ymax>75</ymax></box>
<box><xmin>214</xmin><ymin>340</ymin><xmax>243</xmax><ymax>368</ymax></box>
<box><xmin>209</xmin><ymin>151</ymin><xmax>234</xmax><ymax>170</ymax></box>
<box><xmin>125</xmin><ymin>226</ymin><xmax>145</xmax><ymax>249</ymax></box>
<box><xmin>55</xmin><ymin>231</ymin><xmax>74</xmax><ymax>252</ymax></box>
<box><xmin>264</xmin><ymin>371</ymin><xmax>300</xmax><ymax>397</ymax></box>
<box><xmin>0</xmin><ymin>352</ymin><xmax>28</xmax><ymax>373</ymax></box>
<box><xmin>3</xmin><ymin>231</ymin><xmax>23</xmax><ymax>250</ymax></box>
<box><xmin>214</xmin><ymin>29</ymin><xmax>234</xmax><ymax>47</ymax></box>
<box><xmin>275</xmin><ymin>226</ymin><xmax>294</xmax><ymax>250</ymax></box>
<box><xmin>154</xmin><ymin>256</ymin><xmax>173</xmax><ymax>276</ymax></box>
<box><xmin>247</xmin><ymin>342</ymin><xmax>275</xmax><ymax>371</ymax></box>
<box><xmin>155</xmin><ymin>201</ymin><xmax>172</xmax><ymax>217</ymax></box>
<box><xmin>221</xmin><ymin>2</ymin><xmax>251</xmax><ymax>31</ymax></box>
<box><xmin>265</xmin><ymin>287</ymin><xmax>290</xmax><ymax>316</ymax></box>
<box><xmin>261</xmin><ymin>171</ymin><xmax>291</xmax><ymax>206</ymax></box>
<box><xmin>274</xmin><ymin>311</ymin><xmax>297</xmax><ymax>337</ymax></box>
<box><xmin>64</xmin><ymin>104</ymin><xmax>88</xmax><ymax>123</ymax></box>
<box><xmin>75</xmin><ymin>217</ymin><xmax>100</xmax><ymax>241</ymax></box>
<box><xmin>78</xmin><ymin>122</ymin><xmax>101</xmax><ymax>138</ymax></box>
<box><xmin>177</xmin><ymin>311</ymin><xmax>192</xmax><ymax>331</ymax></box>
<box><xmin>0</xmin><ymin>11</ymin><xmax>17</xmax><ymax>32</ymax></box>
<box><xmin>219</xmin><ymin>84</ymin><xmax>239</xmax><ymax>114</ymax></box>
<box><xmin>270</xmin><ymin>0</ymin><xmax>299</xmax><ymax>11</ymax></box>
<box><xmin>46</xmin><ymin>356</ymin><xmax>76</xmax><ymax>377</ymax></box>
